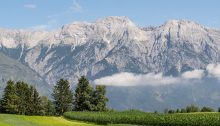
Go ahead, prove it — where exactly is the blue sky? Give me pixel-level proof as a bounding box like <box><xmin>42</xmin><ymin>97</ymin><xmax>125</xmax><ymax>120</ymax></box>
<box><xmin>0</xmin><ymin>0</ymin><xmax>219</xmax><ymax>31</ymax></box>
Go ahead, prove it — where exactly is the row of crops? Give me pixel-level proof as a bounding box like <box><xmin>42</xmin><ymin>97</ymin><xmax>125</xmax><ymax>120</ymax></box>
<box><xmin>64</xmin><ymin>111</ymin><xmax>220</xmax><ymax>126</ymax></box>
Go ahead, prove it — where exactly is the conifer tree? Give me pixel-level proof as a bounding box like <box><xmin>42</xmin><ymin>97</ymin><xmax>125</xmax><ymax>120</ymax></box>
<box><xmin>33</xmin><ymin>87</ymin><xmax>41</xmax><ymax>115</ymax></box>
<box><xmin>52</xmin><ymin>78</ymin><xmax>74</xmax><ymax>115</ymax></box>
<box><xmin>26</xmin><ymin>85</ymin><xmax>34</xmax><ymax>115</ymax></box>
<box><xmin>15</xmin><ymin>81</ymin><xmax>29</xmax><ymax>115</ymax></box>
<box><xmin>73</xmin><ymin>76</ymin><xmax>94</xmax><ymax>111</ymax></box>
<box><xmin>2</xmin><ymin>79</ymin><xmax>18</xmax><ymax>114</ymax></box>
<box><xmin>89</xmin><ymin>85</ymin><xmax>109</xmax><ymax>111</ymax></box>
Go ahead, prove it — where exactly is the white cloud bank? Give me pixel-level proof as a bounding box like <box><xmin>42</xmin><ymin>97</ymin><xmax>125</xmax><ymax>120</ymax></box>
<box><xmin>94</xmin><ymin>72</ymin><xmax>183</xmax><ymax>86</ymax></box>
<box><xmin>206</xmin><ymin>63</ymin><xmax>220</xmax><ymax>79</ymax></box>
<box><xmin>24</xmin><ymin>4</ymin><xmax>36</xmax><ymax>8</ymax></box>
<box><xmin>181</xmin><ymin>69</ymin><xmax>204</xmax><ymax>79</ymax></box>
<box><xmin>93</xmin><ymin>64</ymin><xmax>220</xmax><ymax>86</ymax></box>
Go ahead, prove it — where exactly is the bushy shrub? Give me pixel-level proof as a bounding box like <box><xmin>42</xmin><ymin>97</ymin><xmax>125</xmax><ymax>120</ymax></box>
<box><xmin>176</xmin><ymin>108</ymin><xmax>180</xmax><ymax>113</ymax></box>
<box><xmin>181</xmin><ymin>108</ymin><xmax>186</xmax><ymax>113</ymax></box>
<box><xmin>186</xmin><ymin>104</ymin><xmax>200</xmax><ymax>113</ymax></box>
<box><xmin>201</xmin><ymin>107</ymin><xmax>215</xmax><ymax>112</ymax></box>
<box><xmin>168</xmin><ymin>110</ymin><xmax>173</xmax><ymax>114</ymax></box>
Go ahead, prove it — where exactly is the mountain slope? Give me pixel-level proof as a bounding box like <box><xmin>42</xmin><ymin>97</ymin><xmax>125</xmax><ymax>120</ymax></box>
<box><xmin>0</xmin><ymin>52</ymin><xmax>52</xmax><ymax>97</ymax></box>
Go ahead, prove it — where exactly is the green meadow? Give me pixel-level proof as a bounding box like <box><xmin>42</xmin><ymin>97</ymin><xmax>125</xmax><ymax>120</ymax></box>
<box><xmin>0</xmin><ymin>113</ymin><xmax>106</xmax><ymax>126</ymax></box>
<box><xmin>0</xmin><ymin>113</ymin><xmax>141</xmax><ymax>126</ymax></box>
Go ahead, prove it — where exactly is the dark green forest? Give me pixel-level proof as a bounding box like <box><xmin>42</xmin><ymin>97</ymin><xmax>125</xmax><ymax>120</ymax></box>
<box><xmin>0</xmin><ymin>76</ymin><xmax>109</xmax><ymax>116</ymax></box>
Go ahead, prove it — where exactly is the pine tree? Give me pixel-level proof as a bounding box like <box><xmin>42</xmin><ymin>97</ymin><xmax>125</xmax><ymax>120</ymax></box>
<box><xmin>33</xmin><ymin>87</ymin><xmax>41</xmax><ymax>115</ymax></box>
<box><xmin>89</xmin><ymin>85</ymin><xmax>109</xmax><ymax>111</ymax></box>
<box><xmin>2</xmin><ymin>79</ymin><xmax>18</xmax><ymax>114</ymax></box>
<box><xmin>26</xmin><ymin>85</ymin><xmax>34</xmax><ymax>115</ymax></box>
<box><xmin>15</xmin><ymin>81</ymin><xmax>29</xmax><ymax>115</ymax></box>
<box><xmin>73</xmin><ymin>76</ymin><xmax>94</xmax><ymax>111</ymax></box>
<box><xmin>52</xmin><ymin>78</ymin><xmax>74</xmax><ymax>115</ymax></box>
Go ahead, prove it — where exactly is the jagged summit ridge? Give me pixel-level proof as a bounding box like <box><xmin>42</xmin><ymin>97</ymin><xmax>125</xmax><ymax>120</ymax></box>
<box><xmin>1</xmin><ymin>16</ymin><xmax>220</xmax><ymax>86</ymax></box>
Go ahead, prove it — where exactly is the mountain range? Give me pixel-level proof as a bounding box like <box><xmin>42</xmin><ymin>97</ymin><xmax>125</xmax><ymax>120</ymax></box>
<box><xmin>1</xmin><ymin>16</ymin><xmax>220</xmax><ymax>113</ymax></box>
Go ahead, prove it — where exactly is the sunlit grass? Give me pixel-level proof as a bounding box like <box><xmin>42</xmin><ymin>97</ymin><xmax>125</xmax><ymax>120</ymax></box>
<box><xmin>0</xmin><ymin>113</ymin><xmax>106</xmax><ymax>126</ymax></box>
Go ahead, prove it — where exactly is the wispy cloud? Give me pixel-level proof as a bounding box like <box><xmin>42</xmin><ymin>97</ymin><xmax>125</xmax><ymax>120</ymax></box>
<box><xmin>24</xmin><ymin>4</ymin><xmax>36</xmax><ymax>8</ymax></box>
<box><xmin>214</xmin><ymin>21</ymin><xmax>218</xmax><ymax>25</ymax></box>
<box><xmin>30</xmin><ymin>25</ymin><xmax>50</xmax><ymax>31</ymax></box>
<box><xmin>48</xmin><ymin>19</ymin><xmax>57</xmax><ymax>24</ymax></box>
<box><xmin>30</xmin><ymin>19</ymin><xmax>57</xmax><ymax>31</ymax></box>
<box><xmin>47</xmin><ymin>0</ymin><xmax>83</xmax><ymax>18</ymax></box>
<box><xmin>70</xmin><ymin>0</ymin><xmax>83</xmax><ymax>12</ymax></box>
<box><xmin>47</xmin><ymin>14</ymin><xmax>60</xmax><ymax>18</ymax></box>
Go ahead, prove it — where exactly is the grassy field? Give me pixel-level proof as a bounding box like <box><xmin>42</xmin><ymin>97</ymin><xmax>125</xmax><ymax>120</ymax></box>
<box><xmin>0</xmin><ymin>113</ymin><xmax>107</xmax><ymax>126</ymax></box>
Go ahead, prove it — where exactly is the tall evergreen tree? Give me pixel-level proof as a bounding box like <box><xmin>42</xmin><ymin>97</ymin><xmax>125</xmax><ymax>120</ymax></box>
<box><xmin>90</xmin><ymin>85</ymin><xmax>109</xmax><ymax>111</ymax></box>
<box><xmin>2</xmin><ymin>79</ymin><xmax>18</xmax><ymax>114</ymax></box>
<box><xmin>15</xmin><ymin>81</ymin><xmax>29</xmax><ymax>115</ymax></box>
<box><xmin>26</xmin><ymin>85</ymin><xmax>34</xmax><ymax>115</ymax></box>
<box><xmin>52</xmin><ymin>78</ymin><xmax>74</xmax><ymax>115</ymax></box>
<box><xmin>0</xmin><ymin>98</ymin><xmax>3</xmax><ymax>113</ymax></box>
<box><xmin>73</xmin><ymin>76</ymin><xmax>94</xmax><ymax>111</ymax></box>
<box><xmin>33</xmin><ymin>87</ymin><xmax>41</xmax><ymax>115</ymax></box>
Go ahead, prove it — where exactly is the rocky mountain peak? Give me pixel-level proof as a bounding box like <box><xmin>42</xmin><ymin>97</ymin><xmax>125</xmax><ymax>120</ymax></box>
<box><xmin>162</xmin><ymin>19</ymin><xmax>200</xmax><ymax>28</ymax></box>
<box><xmin>93</xmin><ymin>16</ymin><xmax>134</xmax><ymax>26</ymax></box>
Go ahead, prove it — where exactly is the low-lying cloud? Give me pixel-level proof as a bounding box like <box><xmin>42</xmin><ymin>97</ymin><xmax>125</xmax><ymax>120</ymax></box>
<box><xmin>181</xmin><ymin>69</ymin><xmax>204</xmax><ymax>79</ymax></box>
<box><xmin>94</xmin><ymin>72</ymin><xmax>183</xmax><ymax>86</ymax></box>
<box><xmin>93</xmin><ymin>64</ymin><xmax>220</xmax><ymax>86</ymax></box>
<box><xmin>206</xmin><ymin>63</ymin><xmax>220</xmax><ymax>79</ymax></box>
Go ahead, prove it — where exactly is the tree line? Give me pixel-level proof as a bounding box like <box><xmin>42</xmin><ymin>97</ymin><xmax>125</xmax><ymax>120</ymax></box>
<box><xmin>0</xmin><ymin>76</ymin><xmax>109</xmax><ymax>116</ymax></box>
<box><xmin>163</xmin><ymin>104</ymin><xmax>217</xmax><ymax>114</ymax></box>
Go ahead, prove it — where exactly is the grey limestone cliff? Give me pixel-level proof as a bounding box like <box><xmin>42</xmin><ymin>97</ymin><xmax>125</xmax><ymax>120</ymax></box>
<box><xmin>0</xmin><ymin>16</ymin><xmax>220</xmax><ymax>86</ymax></box>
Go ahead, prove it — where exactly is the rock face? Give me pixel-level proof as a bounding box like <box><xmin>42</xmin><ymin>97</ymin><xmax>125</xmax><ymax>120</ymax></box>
<box><xmin>0</xmin><ymin>16</ymin><xmax>220</xmax><ymax>86</ymax></box>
